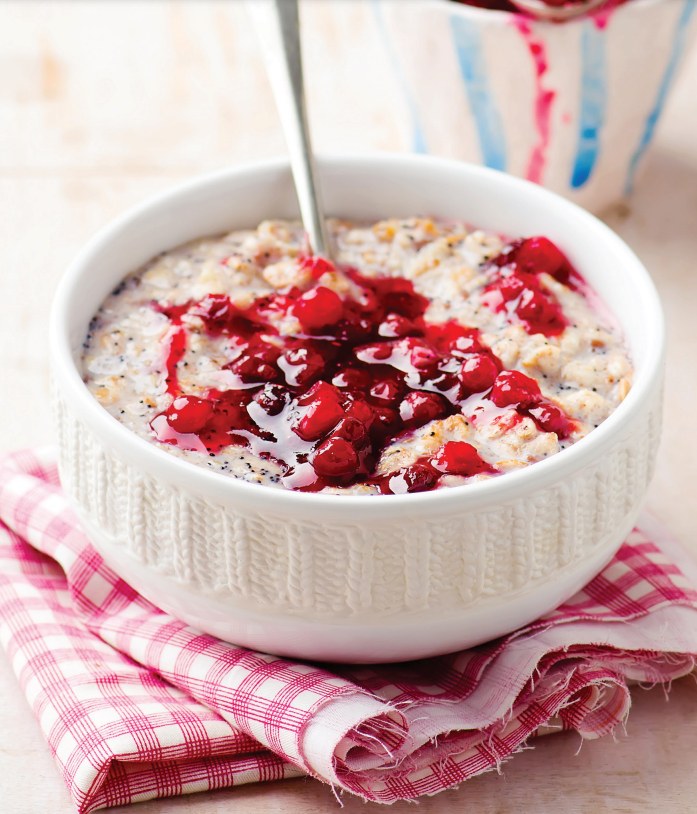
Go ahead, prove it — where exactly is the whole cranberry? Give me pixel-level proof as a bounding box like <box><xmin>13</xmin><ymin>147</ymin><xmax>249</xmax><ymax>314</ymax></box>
<box><xmin>165</xmin><ymin>395</ymin><xmax>213</xmax><ymax>433</ymax></box>
<box><xmin>458</xmin><ymin>354</ymin><xmax>499</xmax><ymax>394</ymax></box>
<box><xmin>399</xmin><ymin>391</ymin><xmax>447</xmax><ymax>429</ymax></box>
<box><xmin>369</xmin><ymin>379</ymin><xmax>404</xmax><ymax>406</ymax></box>
<box><xmin>297</xmin><ymin>380</ymin><xmax>343</xmax><ymax>407</ymax></box>
<box><xmin>228</xmin><ymin>344</ymin><xmax>280</xmax><ymax>383</ymax></box>
<box><xmin>345</xmin><ymin>398</ymin><xmax>374</xmax><ymax>427</ymax></box>
<box><xmin>332</xmin><ymin>367</ymin><xmax>372</xmax><ymax>390</ymax></box>
<box><xmin>497</xmin><ymin>273</ymin><xmax>528</xmax><ymax>302</ymax></box>
<box><xmin>408</xmin><ymin>341</ymin><xmax>440</xmax><ymax>372</ymax></box>
<box><xmin>390</xmin><ymin>464</ymin><xmax>439</xmax><ymax>494</ymax></box>
<box><xmin>378</xmin><ymin>313</ymin><xmax>421</xmax><ymax>338</ymax></box>
<box><xmin>294</xmin><ymin>384</ymin><xmax>345</xmax><ymax>441</ymax></box>
<box><xmin>450</xmin><ymin>335</ymin><xmax>483</xmax><ymax>356</ymax></box>
<box><xmin>373</xmin><ymin>277</ymin><xmax>429</xmax><ymax>319</ymax></box>
<box><xmin>527</xmin><ymin>403</ymin><xmax>571</xmax><ymax>439</ymax></box>
<box><xmin>431</xmin><ymin>441</ymin><xmax>487</xmax><ymax>476</ymax></box>
<box><xmin>490</xmin><ymin>370</ymin><xmax>541</xmax><ymax>408</ymax></box>
<box><xmin>369</xmin><ymin>406</ymin><xmax>400</xmax><ymax>439</ymax></box>
<box><xmin>293</xmin><ymin>286</ymin><xmax>344</xmax><ymax>332</ymax></box>
<box><xmin>515</xmin><ymin>290</ymin><xmax>566</xmax><ymax>335</ymax></box>
<box><xmin>189</xmin><ymin>294</ymin><xmax>240</xmax><ymax>335</ymax></box>
<box><xmin>515</xmin><ymin>237</ymin><xmax>567</xmax><ymax>279</ymax></box>
<box><xmin>333</xmin><ymin>315</ymin><xmax>374</xmax><ymax>344</ymax></box>
<box><xmin>355</xmin><ymin>341</ymin><xmax>394</xmax><ymax>363</ymax></box>
<box><xmin>280</xmin><ymin>345</ymin><xmax>326</xmax><ymax>388</ymax></box>
<box><xmin>311</xmin><ymin>437</ymin><xmax>359</xmax><ymax>477</ymax></box>
<box><xmin>516</xmin><ymin>289</ymin><xmax>551</xmax><ymax>321</ymax></box>
<box><xmin>424</xmin><ymin>321</ymin><xmax>476</xmax><ymax>352</ymax></box>
<box><xmin>332</xmin><ymin>416</ymin><xmax>369</xmax><ymax>448</ymax></box>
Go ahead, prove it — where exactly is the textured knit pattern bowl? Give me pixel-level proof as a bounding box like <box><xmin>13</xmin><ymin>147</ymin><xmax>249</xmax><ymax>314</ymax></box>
<box><xmin>49</xmin><ymin>155</ymin><xmax>665</xmax><ymax>662</ymax></box>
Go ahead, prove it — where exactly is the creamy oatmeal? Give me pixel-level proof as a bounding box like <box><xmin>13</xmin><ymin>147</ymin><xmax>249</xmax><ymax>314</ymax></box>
<box><xmin>83</xmin><ymin>217</ymin><xmax>632</xmax><ymax>495</ymax></box>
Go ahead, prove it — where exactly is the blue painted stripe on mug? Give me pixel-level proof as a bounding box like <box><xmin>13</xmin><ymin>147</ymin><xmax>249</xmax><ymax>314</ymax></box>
<box><xmin>624</xmin><ymin>0</ymin><xmax>697</xmax><ymax>196</ymax></box>
<box><xmin>371</xmin><ymin>0</ymin><xmax>427</xmax><ymax>154</ymax></box>
<box><xmin>570</xmin><ymin>21</ymin><xmax>607</xmax><ymax>188</ymax></box>
<box><xmin>450</xmin><ymin>14</ymin><xmax>507</xmax><ymax>172</ymax></box>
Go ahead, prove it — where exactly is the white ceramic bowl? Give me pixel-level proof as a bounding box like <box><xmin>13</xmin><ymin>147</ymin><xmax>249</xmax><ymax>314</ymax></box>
<box><xmin>49</xmin><ymin>154</ymin><xmax>664</xmax><ymax>662</ymax></box>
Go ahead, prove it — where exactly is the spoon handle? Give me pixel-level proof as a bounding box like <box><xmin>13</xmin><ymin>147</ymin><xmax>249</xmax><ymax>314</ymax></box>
<box><xmin>246</xmin><ymin>0</ymin><xmax>332</xmax><ymax>260</ymax></box>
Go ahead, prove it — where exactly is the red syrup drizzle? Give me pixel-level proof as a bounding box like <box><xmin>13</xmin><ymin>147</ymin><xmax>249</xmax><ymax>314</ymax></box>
<box><xmin>513</xmin><ymin>19</ymin><xmax>556</xmax><ymax>185</ymax></box>
<box><xmin>149</xmin><ymin>236</ymin><xmax>577</xmax><ymax>494</ymax></box>
<box><xmin>482</xmin><ymin>236</ymin><xmax>574</xmax><ymax>335</ymax></box>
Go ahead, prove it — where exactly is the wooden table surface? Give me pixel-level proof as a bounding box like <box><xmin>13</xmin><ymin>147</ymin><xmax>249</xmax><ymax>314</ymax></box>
<box><xmin>1</xmin><ymin>2</ymin><xmax>696</xmax><ymax>812</ymax></box>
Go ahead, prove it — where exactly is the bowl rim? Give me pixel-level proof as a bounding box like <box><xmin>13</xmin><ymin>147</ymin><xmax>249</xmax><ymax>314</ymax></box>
<box><xmin>49</xmin><ymin>152</ymin><xmax>665</xmax><ymax>520</ymax></box>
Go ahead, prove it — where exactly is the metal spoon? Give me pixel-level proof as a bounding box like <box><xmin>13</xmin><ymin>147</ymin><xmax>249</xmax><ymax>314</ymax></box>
<box><xmin>511</xmin><ymin>0</ymin><xmax>611</xmax><ymax>22</ymax></box>
<box><xmin>245</xmin><ymin>0</ymin><xmax>332</xmax><ymax>260</ymax></box>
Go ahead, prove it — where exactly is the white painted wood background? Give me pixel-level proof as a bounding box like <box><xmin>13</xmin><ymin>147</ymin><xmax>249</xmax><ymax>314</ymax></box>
<box><xmin>0</xmin><ymin>2</ymin><xmax>696</xmax><ymax>812</ymax></box>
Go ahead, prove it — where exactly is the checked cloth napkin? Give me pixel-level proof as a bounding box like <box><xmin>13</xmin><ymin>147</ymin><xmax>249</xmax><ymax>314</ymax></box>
<box><xmin>1</xmin><ymin>448</ymin><xmax>697</xmax><ymax>812</ymax></box>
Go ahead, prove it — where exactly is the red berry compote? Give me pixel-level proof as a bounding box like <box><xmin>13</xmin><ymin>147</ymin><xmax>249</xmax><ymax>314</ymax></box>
<box><xmin>83</xmin><ymin>218</ymin><xmax>632</xmax><ymax>495</ymax></box>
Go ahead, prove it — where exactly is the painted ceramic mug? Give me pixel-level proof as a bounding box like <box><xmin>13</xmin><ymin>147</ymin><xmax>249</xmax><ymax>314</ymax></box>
<box><xmin>370</xmin><ymin>0</ymin><xmax>696</xmax><ymax>213</ymax></box>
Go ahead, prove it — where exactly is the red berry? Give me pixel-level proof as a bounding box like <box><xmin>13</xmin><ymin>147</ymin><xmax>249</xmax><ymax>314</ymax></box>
<box><xmin>369</xmin><ymin>406</ymin><xmax>400</xmax><ymax>439</ymax></box>
<box><xmin>527</xmin><ymin>403</ymin><xmax>572</xmax><ymax>439</ymax></box>
<box><xmin>332</xmin><ymin>315</ymin><xmax>373</xmax><ymax>344</ymax></box>
<box><xmin>297</xmin><ymin>380</ymin><xmax>343</xmax><ymax>407</ymax></box>
<box><xmin>371</xmin><ymin>277</ymin><xmax>429</xmax><ymax>319</ymax></box>
<box><xmin>165</xmin><ymin>395</ymin><xmax>213</xmax><ymax>433</ymax></box>
<box><xmin>189</xmin><ymin>294</ymin><xmax>242</xmax><ymax>335</ymax></box>
<box><xmin>425</xmin><ymin>321</ymin><xmax>478</xmax><ymax>352</ymax></box>
<box><xmin>311</xmin><ymin>437</ymin><xmax>359</xmax><ymax>477</ymax></box>
<box><xmin>293</xmin><ymin>286</ymin><xmax>343</xmax><ymax>332</ymax></box>
<box><xmin>345</xmin><ymin>398</ymin><xmax>374</xmax><ymax>427</ymax></box>
<box><xmin>378</xmin><ymin>313</ymin><xmax>420</xmax><ymax>338</ymax></box>
<box><xmin>497</xmin><ymin>273</ymin><xmax>528</xmax><ymax>302</ymax></box>
<box><xmin>516</xmin><ymin>289</ymin><xmax>550</xmax><ymax>321</ymax></box>
<box><xmin>332</xmin><ymin>367</ymin><xmax>372</xmax><ymax>390</ymax></box>
<box><xmin>408</xmin><ymin>342</ymin><xmax>440</xmax><ymax>373</ymax></box>
<box><xmin>332</xmin><ymin>416</ymin><xmax>369</xmax><ymax>448</ymax></box>
<box><xmin>355</xmin><ymin>341</ymin><xmax>394</xmax><ymax>363</ymax></box>
<box><xmin>228</xmin><ymin>344</ymin><xmax>280</xmax><ymax>383</ymax></box>
<box><xmin>515</xmin><ymin>289</ymin><xmax>565</xmax><ymax>335</ymax></box>
<box><xmin>399</xmin><ymin>391</ymin><xmax>446</xmax><ymax>429</ymax></box>
<box><xmin>458</xmin><ymin>354</ymin><xmax>499</xmax><ymax>393</ymax></box>
<box><xmin>369</xmin><ymin>379</ymin><xmax>404</xmax><ymax>406</ymax></box>
<box><xmin>294</xmin><ymin>385</ymin><xmax>345</xmax><ymax>441</ymax></box>
<box><xmin>390</xmin><ymin>464</ymin><xmax>439</xmax><ymax>494</ymax></box>
<box><xmin>515</xmin><ymin>237</ymin><xmax>566</xmax><ymax>277</ymax></box>
<box><xmin>431</xmin><ymin>441</ymin><xmax>487</xmax><ymax>476</ymax></box>
<box><xmin>280</xmin><ymin>345</ymin><xmax>326</xmax><ymax>388</ymax></box>
<box><xmin>490</xmin><ymin>371</ymin><xmax>541</xmax><ymax>407</ymax></box>
<box><xmin>450</xmin><ymin>335</ymin><xmax>483</xmax><ymax>356</ymax></box>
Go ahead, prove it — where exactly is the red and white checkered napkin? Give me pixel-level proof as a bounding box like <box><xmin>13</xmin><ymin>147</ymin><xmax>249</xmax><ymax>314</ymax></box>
<box><xmin>2</xmin><ymin>449</ymin><xmax>697</xmax><ymax>812</ymax></box>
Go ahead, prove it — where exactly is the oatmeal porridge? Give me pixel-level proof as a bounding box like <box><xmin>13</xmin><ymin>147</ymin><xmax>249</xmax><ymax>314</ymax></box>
<box><xmin>82</xmin><ymin>217</ymin><xmax>632</xmax><ymax>495</ymax></box>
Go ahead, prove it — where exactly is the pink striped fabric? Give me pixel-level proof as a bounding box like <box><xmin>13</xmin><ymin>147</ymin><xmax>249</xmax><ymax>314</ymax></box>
<box><xmin>1</xmin><ymin>448</ymin><xmax>697</xmax><ymax>812</ymax></box>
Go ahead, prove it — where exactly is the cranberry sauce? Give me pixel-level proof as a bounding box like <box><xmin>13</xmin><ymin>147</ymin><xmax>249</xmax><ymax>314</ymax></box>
<box><xmin>150</xmin><ymin>237</ymin><xmax>576</xmax><ymax>494</ymax></box>
<box><xmin>483</xmin><ymin>236</ymin><xmax>574</xmax><ymax>336</ymax></box>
